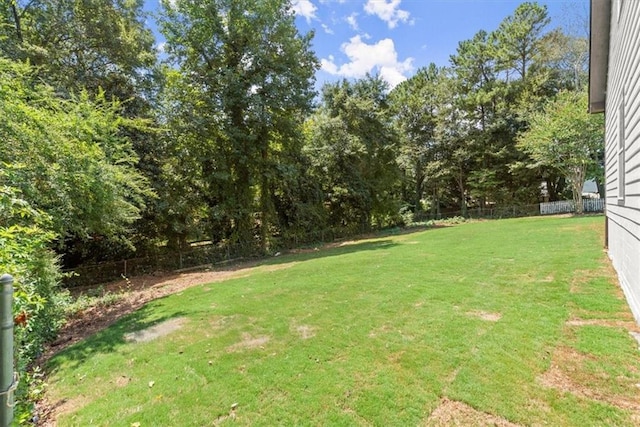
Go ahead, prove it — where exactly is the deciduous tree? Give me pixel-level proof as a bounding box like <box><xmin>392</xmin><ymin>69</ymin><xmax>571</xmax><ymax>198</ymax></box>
<box><xmin>159</xmin><ymin>0</ymin><xmax>317</xmax><ymax>249</ymax></box>
<box><xmin>1</xmin><ymin>0</ymin><xmax>157</xmax><ymax>109</ymax></box>
<box><xmin>389</xmin><ymin>64</ymin><xmax>444</xmax><ymax>219</ymax></box>
<box><xmin>0</xmin><ymin>59</ymin><xmax>152</xmax><ymax>249</ymax></box>
<box><xmin>307</xmin><ymin>76</ymin><xmax>401</xmax><ymax>230</ymax></box>
<box><xmin>517</xmin><ymin>90</ymin><xmax>604</xmax><ymax>213</ymax></box>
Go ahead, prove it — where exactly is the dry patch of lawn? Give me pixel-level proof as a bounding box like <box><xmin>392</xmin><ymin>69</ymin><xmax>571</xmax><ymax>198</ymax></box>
<box><xmin>538</xmin><ymin>346</ymin><xmax>640</xmax><ymax>411</ymax></box>
<box><xmin>569</xmin><ymin>264</ymin><xmax>622</xmax><ymax>297</ymax></box>
<box><xmin>124</xmin><ymin>317</ymin><xmax>187</xmax><ymax>343</ymax></box>
<box><xmin>293</xmin><ymin>324</ymin><xmax>316</xmax><ymax>339</ymax></box>
<box><xmin>565</xmin><ymin>317</ymin><xmax>640</xmax><ymax>331</ymax></box>
<box><xmin>466</xmin><ymin>310</ymin><xmax>502</xmax><ymax>322</ymax></box>
<box><xmin>425</xmin><ymin>398</ymin><xmax>522</xmax><ymax>427</ymax></box>
<box><xmin>44</xmin><ymin>260</ymin><xmax>288</xmax><ymax>359</ymax></box>
<box><xmin>226</xmin><ymin>333</ymin><xmax>271</xmax><ymax>352</ymax></box>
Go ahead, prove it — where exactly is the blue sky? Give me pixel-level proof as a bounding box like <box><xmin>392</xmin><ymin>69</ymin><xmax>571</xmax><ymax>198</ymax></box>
<box><xmin>145</xmin><ymin>0</ymin><xmax>589</xmax><ymax>89</ymax></box>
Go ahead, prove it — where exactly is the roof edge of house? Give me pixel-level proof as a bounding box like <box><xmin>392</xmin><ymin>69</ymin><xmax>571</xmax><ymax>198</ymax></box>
<box><xmin>589</xmin><ymin>0</ymin><xmax>612</xmax><ymax>114</ymax></box>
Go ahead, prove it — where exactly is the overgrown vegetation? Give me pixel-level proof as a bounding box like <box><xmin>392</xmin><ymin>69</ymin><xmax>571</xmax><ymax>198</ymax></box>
<box><xmin>0</xmin><ymin>58</ymin><xmax>150</xmax><ymax>422</ymax></box>
<box><xmin>0</xmin><ymin>186</ymin><xmax>65</xmax><ymax>422</ymax></box>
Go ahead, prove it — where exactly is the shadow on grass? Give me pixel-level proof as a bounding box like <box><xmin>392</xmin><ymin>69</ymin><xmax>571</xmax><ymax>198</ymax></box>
<box><xmin>261</xmin><ymin>238</ymin><xmax>402</xmax><ymax>266</ymax></box>
<box><xmin>46</xmin><ymin>301</ymin><xmax>189</xmax><ymax>372</ymax></box>
<box><xmin>46</xmin><ymin>228</ymin><xmax>439</xmax><ymax>369</ymax></box>
<box><xmin>69</xmin><ymin>229</ymin><xmax>432</xmax><ymax>297</ymax></box>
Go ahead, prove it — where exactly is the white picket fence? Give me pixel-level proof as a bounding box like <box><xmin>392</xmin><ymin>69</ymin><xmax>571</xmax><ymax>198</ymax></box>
<box><xmin>540</xmin><ymin>198</ymin><xmax>605</xmax><ymax>215</ymax></box>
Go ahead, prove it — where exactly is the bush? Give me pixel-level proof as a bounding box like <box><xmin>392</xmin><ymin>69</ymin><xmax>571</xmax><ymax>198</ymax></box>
<box><xmin>0</xmin><ymin>185</ymin><xmax>68</xmax><ymax>423</ymax></box>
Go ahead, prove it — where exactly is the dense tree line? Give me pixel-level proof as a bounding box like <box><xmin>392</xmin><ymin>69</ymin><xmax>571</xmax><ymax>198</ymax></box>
<box><xmin>0</xmin><ymin>1</ymin><xmax>603</xmax><ymax>420</ymax></box>
<box><xmin>1</xmin><ymin>0</ymin><xmax>601</xmax><ymax>262</ymax></box>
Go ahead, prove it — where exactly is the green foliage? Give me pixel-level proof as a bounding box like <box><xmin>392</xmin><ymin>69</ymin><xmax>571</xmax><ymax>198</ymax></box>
<box><xmin>539</xmin><ymin>29</ymin><xmax>589</xmax><ymax>91</ymax></box>
<box><xmin>0</xmin><ymin>58</ymin><xmax>153</xmax><ymax>246</ymax></box>
<box><xmin>0</xmin><ymin>56</ymin><xmax>154</xmax><ymax>421</ymax></box>
<box><xmin>1</xmin><ymin>0</ymin><xmax>163</xmax><ymax>260</ymax></box>
<box><xmin>0</xmin><ymin>184</ymin><xmax>68</xmax><ymax>422</ymax></box>
<box><xmin>493</xmin><ymin>1</ymin><xmax>550</xmax><ymax>81</ymax></box>
<box><xmin>383</xmin><ymin>1</ymin><xmax>592</xmax><ymax>216</ymax></box>
<box><xmin>159</xmin><ymin>0</ymin><xmax>318</xmax><ymax>249</ymax></box>
<box><xmin>0</xmin><ymin>0</ymin><xmax>157</xmax><ymax>108</ymax></box>
<box><xmin>307</xmin><ymin>76</ymin><xmax>401</xmax><ymax>230</ymax></box>
<box><xmin>517</xmin><ymin>90</ymin><xmax>604</xmax><ymax>213</ymax></box>
<box><xmin>389</xmin><ymin>64</ymin><xmax>444</xmax><ymax>218</ymax></box>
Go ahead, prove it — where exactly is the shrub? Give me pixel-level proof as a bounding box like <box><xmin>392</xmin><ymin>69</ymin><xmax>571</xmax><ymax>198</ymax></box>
<box><xmin>0</xmin><ymin>185</ymin><xmax>67</xmax><ymax>423</ymax></box>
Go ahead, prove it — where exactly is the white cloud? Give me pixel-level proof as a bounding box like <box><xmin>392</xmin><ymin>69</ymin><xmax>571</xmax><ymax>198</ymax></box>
<box><xmin>162</xmin><ymin>0</ymin><xmax>178</xmax><ymax>8</ymax></box>
<box><xmin>346</xmin><ymin>13</ymin><xmax>359</xmax><ymax>31</ymax></box>
<box><xmin>321</xmin><ymin>23</ymin><xmax>334</xmax><ymax>34</ymax></box>
<box><xmin>320</xmin><ymin>55</ymin><xmax>338</xmax><ymax>74</ymax></box>
<box><xmin>292</xmin><ymin>0</ymin><xmax>317</xmax><ymax>23</ymax></box>
<box><xmin>320</xmin><ymin>35</ymin><xmax>414</xmax><ymax>88</ymax></box>
<box><xmin>364</xmin><ymin>0</ymin><xmax>411</xmax><ymax>29</ymax></box>
<box><xmin>156</xmin><ymin>42</ymin><xmax>166</xmax><ymax>53</ymax></box>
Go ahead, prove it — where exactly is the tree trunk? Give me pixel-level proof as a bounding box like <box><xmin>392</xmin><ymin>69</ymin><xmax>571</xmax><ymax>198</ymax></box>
<box><xmin>234</xmin><ymin>161</ymin><xmax>254</xmax><ymax>251</ymax></box>
<box><xmin>414</xmin><ymin>159</ymin><xmax>425</xmax><ymax>215</ymax></box>
<box><xmin>457</xmin><ymin>171</ymin><xmax>467</xmax><ymax>217</ymax></box>
<box><xmin>430</xmin><ymin>185</ymin><xmax>438</xmax><ymax>219</ymax></box>
<box><xmin>259</xmin><ymin>140</ymin><xmax>271</xmax><ymax>252</ymax></box>
<box><xmin>571</xmin><ymin>165</ymin><xmax>586</xmax><ymax>215</ymax></box>
<box><xmin>595</xmin><ymin>176</ymin><xmax>605</xmax><ymax>199</ymax></box>
<box><xmin>10</xmin><ymin>4</ymin><xmax>23</xmax><ymax>44</ymax></box>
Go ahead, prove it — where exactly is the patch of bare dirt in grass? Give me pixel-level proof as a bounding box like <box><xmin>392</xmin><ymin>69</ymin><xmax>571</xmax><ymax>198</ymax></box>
<box><xmin>214</xmin><ymin>403</ymin><xmax>239</xmax><ymax>426</ymax></box>
<box><xmin>259</xmin><ymin>262</ymin><xmax>298</xmax><ymax>272</ymax></box>
<box><xmin>226</xmin><ymin>333</ymin><xmax>270</xmax><ymax>352</ymax></box>
<box><xmin>571</xmin><ymin>308</ymin><xmax>635</xmax><ymax>323</ymax></box>
<box><xmin>565</xmin><ymin>317</ymin><xmax>640</xmax><ymax>331</ymax></box>
<box><xmin>210</xmin><ymin>314</ymin><xmax>237</xmax><ymax>330</ymax></box>
<box><xmin>466</xmin><ymin>310</ymin><xmax>502</xmax><ymax>322</ymax></box>
<box><xmin>569</xmin><ymin>269</ymin><xmax>601</xmax><ymax>294</ymax></box>
<box><xmin>368</xmin><ymin>324</ymin><xmax>394</xmax><ymax>338</ymax></box>
<box><xmin>124</xmin><ymin>317</ymin><xmax>187</xmax><ymax>343</ymax></box>
<box><xmin>287</xmin><ymin>239</ymin><xmax>361</xmax><ymax>254</ymax></box>
<box><xmin>387</xmin><ymin>350</ymin><xmax>406</xmax><ymax>364</ymax></box>
<box><xmin>537</xmin><ymin>346</ymin><xmax>640</xmax><ymax>411</ymax></box>
<box><xmin>293</xmin><ymin>324</ymin><xmax>316</xmax><ymax>339</ymax></box>
<box><xmin>40</xmin><ymin>394</ymin><xmax>91</xmax><ymax>425</ymax></box>
<box><xmin>569</xmin><ymin>263</ymin><xmax>622</xmax><ymax>297</ymax></box>
<box><xmin>41</xmin><ymin>259</ymin><xmax>274</xmax><ymax>362</ymax></box>
<box><xmin>425</xmin><ymin>398</ymin><xmax>522</xmax><ymax>427</ymax></box>
<box><xmin>114</xmin><ymin>375</ymin><xmax>130</xmax><ymax>387</ymax></box>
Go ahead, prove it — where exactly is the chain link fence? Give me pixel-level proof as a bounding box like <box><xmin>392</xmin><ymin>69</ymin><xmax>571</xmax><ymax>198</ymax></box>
<box><xmin>63</xmin><ymin>200</ymin><xmax>604</xmax><ymax>288</ymax></box>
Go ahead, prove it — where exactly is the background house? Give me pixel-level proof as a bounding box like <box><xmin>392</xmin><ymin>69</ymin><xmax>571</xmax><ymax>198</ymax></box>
<box><xmin>590</xmin><ymin>0</ymin><xmax>640</xmax><ymax>323</ymax></box>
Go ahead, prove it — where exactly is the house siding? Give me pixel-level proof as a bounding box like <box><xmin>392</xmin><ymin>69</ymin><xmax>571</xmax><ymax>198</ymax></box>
<box><xmin>606</xmin><ymin>0</ymin><xmax>640</xmax><ymax>322</ymax></box>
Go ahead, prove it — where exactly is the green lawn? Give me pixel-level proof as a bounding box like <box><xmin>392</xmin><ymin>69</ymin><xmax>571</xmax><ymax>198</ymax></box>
<box><xmin>45</xmin><ymin>216</ymin><xmax>640</xmax><ymax>426</ymax></box>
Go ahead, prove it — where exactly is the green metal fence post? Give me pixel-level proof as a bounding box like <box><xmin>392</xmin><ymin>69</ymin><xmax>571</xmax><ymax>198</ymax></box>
<box><xmin>0</xmin><ymin>274</ymin><xmax>14</xmax><ymax>427</ymax></box>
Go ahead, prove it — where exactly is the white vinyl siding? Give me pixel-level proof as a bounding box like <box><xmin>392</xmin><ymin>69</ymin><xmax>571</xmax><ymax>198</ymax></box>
<box><xmin>617</xmin><ymin>0</ymin><xmax>623</xmax><ymax>22</ymax></box>
<box><xmin>618</xmin><ymin>97</ymin><xmax>625</xmax><ymax>202</ymax></box>
<box><xmin>606</xmin><ymin>0</ymin><xmax>640</xmax><ymax>323</ymax></box>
